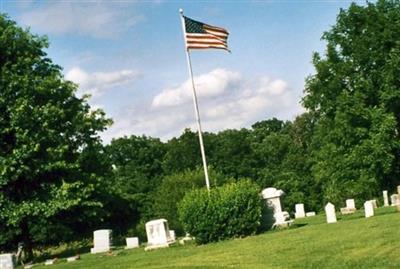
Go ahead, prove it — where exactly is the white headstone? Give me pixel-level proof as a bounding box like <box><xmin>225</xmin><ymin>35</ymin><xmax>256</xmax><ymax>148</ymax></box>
<box><xmin>261</xmin><ymin>187</ymin><xmax>285</xmax><ymax>213</ymax></box>
<box><xmin>261</xmin><ymin>187</ymin><xmax>292</xmax><ymax>227</ymax></box>
<box><xmin>390</xmin><ymin>194</ymin><xmax>399</xmax><ymax>206</ymax></box>
<box><xmin>370</xmin><ymin>199</ymin><xmax>378</xmax><ymax>209</ymax></box>
<box><xmin>294</xmin><ymin>203</ymin><xmax>306</xmax><ymax>219</ymax></box>
<box><xmin>306</xmin><ymin>212</ymin><xmax>316</xmax><ymax>217</ymax></box>
<box><xmin>66</xmin><ymin>255</ymin><xmax>80</xmax><ymax>262</ymax></box>
<box><xmin>397</xmin><ymin>185</ymin><xmax>400</xmax><ymax>195</ymax></box>
<box><xmin>383</xmin><ymin>190</ymin><xmax>389</xmax><ymax>206</ymax></box>
<box><xmin>364</xmin><ymin>200</ymin><xmax>374</xmax><ymax>218</ymax></box>
<box><xmin>125</xmin><ymin>237</ymin><xmax>139</xmax><ymax>249</ymax></box>
<box><xmin>44</xmin><ymin>259</ymin><xmax>56</xmax><ymax>266</ymax></box>
<box><xmin>90</xmin><ymin>229</ymin><xmax>112</xmax><ymax>254</ymax></box>
<box><xmin>0</xmin><ymin>254</ymin><xmax>15</xmax><ymax>269</ymax></box>
<box><xmin>273</xmin><ymin>211</ymin><xmax>291</xmax><ymax>226</ymax></box>
<box><xmin>345</xmin><ymin>199</ymin><xmax>356</xmax><ymax>210</ymax></box>
<box><xmin>179</xmin><ymin>233</ymin><xmax>193</xmax><ymax>245</ymax></box>
<box><xmin>325</xmin><ymin>202</ymin><xmax>337</xmax><ymax>224</ymax></box>
<box><xmin>145</xmin><ymin>219</ymin><xmax>174</xmax><ymax>250</ymax></box>
<box><xmin>169</xmin><ymin>230</ymin><xmax>176</xmax><ymax>242</ymax></box>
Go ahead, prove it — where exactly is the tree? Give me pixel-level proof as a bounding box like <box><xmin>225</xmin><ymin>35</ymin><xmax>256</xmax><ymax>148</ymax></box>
<box><xmin>250</xmin><ymin>115</ymin><xmax>318</xmax><ymax>212</ymax></box>
<box><xmin>303</xmin><ymin>0</ymin><xmax>400</xmax><ymax>205</ymax></box>
<box><xmin>251</xmin><ymin>118</ymin><xmax>288</xmax><ymax>143</ymax></box>
<box><xmin>162</xmin><ymin>129</ymin><xmax>218</xmax><ymax>175</ymax></box>
<box><xmin>105</xmin><ymin>135</ymin><xmax>166</xmax><ymax>235</ymax></box>
<box><xmin>0</xmin><ymin>14</ymin><xmax>111</xmax><ymax>258</ymax></box>
<box><xmin>209</xmin><ymin>129</ymin><xmax>255</xmax><ymax>179</ymax></box>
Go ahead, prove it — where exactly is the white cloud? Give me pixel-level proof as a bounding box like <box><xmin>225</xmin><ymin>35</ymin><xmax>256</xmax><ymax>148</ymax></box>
<box><xmin>152</xmin><ymin>69</ymin><xmax>241</xmax><ymax>107</ymax></box>
<box><xmin>101</xmin><ymin>68</ymin><xmax>304</xmax><ymax>143</ymax></box>
<box><xmin>19</xmin><ymin>2</ymin><xmax>143</xmax><ymax>38</ymax></box>
<box><xmin>66</xmin><ymin>67</ymin><xmax>140</xmax><ymax>98</ymax></box>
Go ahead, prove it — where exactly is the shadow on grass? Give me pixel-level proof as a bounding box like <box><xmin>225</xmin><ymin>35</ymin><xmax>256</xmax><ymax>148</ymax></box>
<box><xmin>34</xmin><ymin>240</ymin><xmax>91</xmax><ymax>263</ymax></box>
<box><xmin>53</xmin><ymin>245</ymin><xmax>91</xmax><ymax>258</ymax></box>
<box><xmin>290</xmin><ymin>223</ymin><xmax>307</xmax><ymax>228</ymax></box>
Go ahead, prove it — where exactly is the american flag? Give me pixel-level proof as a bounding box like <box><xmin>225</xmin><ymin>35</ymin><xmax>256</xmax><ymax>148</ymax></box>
<box><xmin>183</xmin><ymin>15</ymin><xmax>230</xmax><ymax>51</ymax></box>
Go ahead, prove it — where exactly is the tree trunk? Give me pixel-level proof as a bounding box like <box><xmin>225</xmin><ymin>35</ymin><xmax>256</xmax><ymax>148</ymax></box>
<box><xmin>20</xmin><ymin>220</ymin><xmax>33</xmax><ymax>262</ymax></box>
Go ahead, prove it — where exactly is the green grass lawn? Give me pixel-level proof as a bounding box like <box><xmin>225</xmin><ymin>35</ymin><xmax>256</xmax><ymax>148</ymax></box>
<box><xmin>32</xmin><ymin>207</ymin><xmax>400</xmax><ymax>269</ymax></box>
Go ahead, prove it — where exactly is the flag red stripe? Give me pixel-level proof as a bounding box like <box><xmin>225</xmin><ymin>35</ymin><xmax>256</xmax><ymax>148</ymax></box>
<box><xmin>187</xmin><ymin>45</ymin><xmax>229</xmax><ymax>51</ymax></box>
<box><xmin>204</xmin><ymin>26</ymin><xmax>228</xmax><ymax>35</ymax></box>
<box><xmin>183</xmin><ymin>16</ymin><xmax>229</xmax><ymax>51</ymax></box>
<box><xmin>204</xmin><ymin>30</ymin><xmax>228</xmax><ymax>38</ymax></box>
<box><xmin>203</xmin><ymin>24</ymin><xmax>228</xmax><ymax>34</ymax></box>
<box><xmin>186</xmin><ymin>34</ymin><xmax>227</xmax><ymax>40</ymax></box>
<box><xmin>187</xmin><ymin>43</ymin><xmax>227</xmax><ymax>48</ymax></box>
<box><xmin>187</xmin><ymin>40</ymin><xmax>226</xmax><ymax>46</ymax></box>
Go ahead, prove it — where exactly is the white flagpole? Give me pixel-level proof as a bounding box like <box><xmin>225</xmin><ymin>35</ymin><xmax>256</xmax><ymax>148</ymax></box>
<box><xmin>179</xmin><ymin>8</ymin><xmax>211</xmax><ymax>191</ymax></box>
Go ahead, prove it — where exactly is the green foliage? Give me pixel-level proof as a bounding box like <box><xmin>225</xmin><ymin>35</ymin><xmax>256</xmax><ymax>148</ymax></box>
<box><xmin>4</xmin><ymin>0</ymin><xmax>400</xmax><ymax>253</ymax></box>
<box><xmin>209</xmin><ymin>129</ymin><xmax>255</xmax><ymax>179</ymax></box>
<box><xmin>303</xmin><ymin>0</ymin><xmax>400</xmax><ymax>205</ymax></box>
<box><xmin>153</xmin><ymin>169</ymin><xmax>228</xmax><ymax>235</ymax></box>
<box><xmin>162</xmin><ymin>129</ymin><xmax>205</xmax><ymax>174</ymax></box>
<box><xmin>178</xmin><ymin>180</ymin><xmax>262</xmax><ymax>244</ymax></box>
<box><xmin>0</xmin><ymin>14</ymin><xmax>111</xmax><ymax>256</ymax></box>
<box><xmin>104</xmin><ymin>135</ymin><xmax>166</xmax><ymax>235</ymax></box>
<box><xmin>251</xmin><ymin>115</ymin><xmax>318</xmax><ymax>212</ymax></box>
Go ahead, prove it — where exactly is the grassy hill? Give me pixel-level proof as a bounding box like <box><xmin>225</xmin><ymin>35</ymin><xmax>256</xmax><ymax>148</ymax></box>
<box><xmin>33</xmin><ymin>207</ymin><xmax>400</xmax><ymax>269</ymax></box>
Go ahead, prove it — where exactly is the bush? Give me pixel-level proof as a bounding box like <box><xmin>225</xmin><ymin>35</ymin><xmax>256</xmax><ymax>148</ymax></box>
<box><xmin>152</xmin><ymin>168</ymin><xmax>229</xmax><ymax>235</ymax></box>
<box><xmin>178</xmin><ymin>179</ymin><xmax>262</xmax><ymax>244</ymax></box>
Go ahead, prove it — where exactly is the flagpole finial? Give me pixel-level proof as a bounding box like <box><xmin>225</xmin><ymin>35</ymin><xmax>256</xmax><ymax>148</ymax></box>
<box><xmin>179</xmin><ymin>8</ymin><xmax>183</xmax><ymax>15</ymax></box>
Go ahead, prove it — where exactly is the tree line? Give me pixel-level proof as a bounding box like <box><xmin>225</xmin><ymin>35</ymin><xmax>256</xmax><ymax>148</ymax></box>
<box><xmin>0</xmin><ymin>0</ymin><xmax>399</xmax><ymax>259</ymax></box>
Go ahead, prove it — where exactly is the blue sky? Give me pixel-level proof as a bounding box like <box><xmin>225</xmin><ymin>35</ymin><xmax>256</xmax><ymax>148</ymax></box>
<box><xmin>1</xmin><ymin>0</ymin><xmax>361</xmax><ymax>143</ymax></box>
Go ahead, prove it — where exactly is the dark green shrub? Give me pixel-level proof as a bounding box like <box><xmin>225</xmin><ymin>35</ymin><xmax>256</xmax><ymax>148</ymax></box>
<box><xmin>153</xmin><ymin>168</ymin><xmax>230</xmax><ymax>236</ymax></box>
<box><xmin>178</xmin><ymin>179</ymin><xmax>262</xmax><ymax>244</ymax></box>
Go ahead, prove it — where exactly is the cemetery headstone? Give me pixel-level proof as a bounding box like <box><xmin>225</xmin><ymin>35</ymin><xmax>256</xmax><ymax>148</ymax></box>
<box><xmin>383</xmin><ymin>190</ymin><xmax>389</xmax><ymax>206</ymax></box>
<box><xmin>261</xmin><ymin>187</ymin><xmax>292</xmax><ymax>227</ymax></box>
<box><xmin>294</xmin><ymin>203</ymin><xmax>306</xmax><ymax>219</ymax></box>
<box><xmin>179</xmin><ymin>233</ymin><xmax>194</xmax><ymax>245</ymax></box>
<box><xmin>170</xmin><ymin>230</ymin><xmax>176</xmax><ymax>242</ymax></box>
<box><xmin>390</xmin><ymin>194</ymin><xmax>399</xmax><ymax>206</ymax></box>
<box><xmin>370</xmin><ymin>199</ymin><xmax>378</xmax><ymax>209</ymax></box>
<box><xmin>364</xmin><ymin>200</ymin><xmax>374</xmax><ymax>218</ymax></box>
<box><xmin>306</xmin><ymin>212</ymin><xmax>316</xmax><ymax>217</ymax></box>
<box><xmin>44</xmin><ymin>259</ymin><xmax>56</xmax><ymax>265</ymax></box>
<box><xmin>125</xmin><ymin>237</ymin><xmax>139</xmax><ymax>249</ymax></box>
<box><xmin>0</xmin><ymin>254</ymin><xmax>15</xmax><ymax>269</ymax></box>
<box><xmin>398</xmin><ymin>185</ymin><xmax>400</xmax><ymax>195</ymax></box>
<box><xmin>90</xmin><ymin>229</ymin><xmax>113</xmax><ymax>254</ymax></box>
<box><xmin>66</xmin><ymin>256</ymin><xmax>80</xmax><ymax>262</ymax></box>
<box><xmin>346</xmin><ymin>199</ymin><xmax>356</xmax><ymax>210</ymax></box>
<box><xmin>340</xmin><ymin>199</ymin><xmax>356</xmax><ymax>214</ymax></box>
<box><xmin>145</xmin><ymin>219</ymin><xmax>175</xmax><ymax>251</ymax></box>
<box><xmin>261</xmin><ymin>187</ymin><xmax>284</xmax><ymax>213</ymax></box>
<box><xmin>325</xmin><ymin>202</ymin><xmax>337</xmax><ymax>223</ymax></box>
